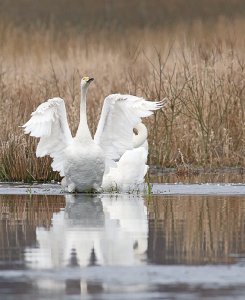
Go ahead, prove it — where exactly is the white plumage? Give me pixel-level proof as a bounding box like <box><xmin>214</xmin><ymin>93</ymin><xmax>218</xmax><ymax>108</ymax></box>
<box><xmin>94</xmin><ymin>94</ymin><xmax>163</xmax><ymax>160</ymax></box>
<box><xmin>22</xmin><ymin>77</ymin><xmax>166</xmax><ymax>192</ymax></box>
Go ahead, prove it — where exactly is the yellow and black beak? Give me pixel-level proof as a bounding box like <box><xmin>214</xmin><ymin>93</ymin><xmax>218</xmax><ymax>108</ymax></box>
<box><xmin>87</xmin><ymin>77</ymin><xmax>94</xmax><ymax>83</ymax></box>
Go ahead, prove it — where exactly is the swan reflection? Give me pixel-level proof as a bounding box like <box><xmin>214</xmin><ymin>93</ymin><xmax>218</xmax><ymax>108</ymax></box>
<box><xmin>25</xmin><ymin>194</ymin><xmax>147</xmax><ymax>268</ymax></box>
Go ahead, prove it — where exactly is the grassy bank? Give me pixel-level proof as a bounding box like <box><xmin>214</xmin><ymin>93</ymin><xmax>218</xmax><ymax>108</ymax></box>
<box><xmin>0</xmin><ymin>18</ymin><xmax>244</xmax><ymax>181</ymax></box>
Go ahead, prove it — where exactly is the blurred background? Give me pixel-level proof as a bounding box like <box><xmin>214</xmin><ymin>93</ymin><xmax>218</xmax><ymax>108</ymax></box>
<box><xmin>0</xmin><ymin>0</ymin><xmax>245</xmax><ymax>29</ymax></box>
<box><xmin>0</xmin><ymin>0</ymin><xmax>244</xmax><ymax>181</ymax></box>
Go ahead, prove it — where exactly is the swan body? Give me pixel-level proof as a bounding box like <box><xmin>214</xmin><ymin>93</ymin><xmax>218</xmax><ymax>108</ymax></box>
<box><xmin>22</xmin><ymin>77</ymin><xmax>166</xmax><ymax>192</ymax></box>
<box><xmin>62</xmin><ymin>139</ymin><xmax>105</xmax><ymax>192</ymax></box>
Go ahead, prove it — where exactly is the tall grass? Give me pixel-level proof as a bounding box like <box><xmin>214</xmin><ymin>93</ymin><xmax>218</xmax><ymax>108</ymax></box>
<box><xmin>0</xmin><ymin>18</ymin><xmax>244</xmax><ymax>181</ymax></box>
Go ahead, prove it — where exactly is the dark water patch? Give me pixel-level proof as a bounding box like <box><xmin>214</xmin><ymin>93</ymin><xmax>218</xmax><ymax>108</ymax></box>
<box><xmin>149</xmin><ymin>167</ymin><xmax>245</xmax><ymax>184</ymax></box>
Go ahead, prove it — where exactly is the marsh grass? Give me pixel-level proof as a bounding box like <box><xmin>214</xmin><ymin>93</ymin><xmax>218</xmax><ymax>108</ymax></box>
<box><xmin>0</xmin><ymin>18</ymin><xmax>244</xmax><ymax>181</ymax></box>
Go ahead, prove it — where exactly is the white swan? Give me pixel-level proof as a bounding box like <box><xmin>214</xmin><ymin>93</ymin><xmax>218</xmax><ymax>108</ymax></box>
<box><xmin>22</xmin><ymin>77</ymin><xmax>165</xmax><ymax>192</ymax></box>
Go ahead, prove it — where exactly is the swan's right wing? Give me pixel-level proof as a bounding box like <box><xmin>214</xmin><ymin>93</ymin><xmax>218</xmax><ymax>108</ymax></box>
<box><xmin>94</xmin><ymin>94</ymin><xmax>165</xmax><ymax>161</ymax></box>
<box><xmin>22</xmin><ymin>97</ymin><xmax>73</xmax><ymax>175</ymax></box>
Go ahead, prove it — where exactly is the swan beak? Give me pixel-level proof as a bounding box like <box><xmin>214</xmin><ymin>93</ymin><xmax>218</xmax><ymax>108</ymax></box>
<box><xmin>88</xmin><ymin>77</ymin><xmax>94</xmax><ymax>83</ymax></box>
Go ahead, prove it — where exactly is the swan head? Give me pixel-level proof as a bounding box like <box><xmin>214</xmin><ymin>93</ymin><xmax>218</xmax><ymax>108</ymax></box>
<box><xmin>81</xmin><ymin>77</ymin><xmax>94</xmax><ymax>89</ymax></box>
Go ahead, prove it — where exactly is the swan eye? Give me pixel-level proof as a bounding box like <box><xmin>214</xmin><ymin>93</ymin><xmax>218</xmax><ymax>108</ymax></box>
<box><xmin>133</xmin><ymin>128</ymin><xmax>139</xmax><ymax>135</ymax></box>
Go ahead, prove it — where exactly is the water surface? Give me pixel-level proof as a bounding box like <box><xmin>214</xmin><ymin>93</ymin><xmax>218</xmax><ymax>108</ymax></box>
<box><xmin>1</xmin><ymin>192</ymin><xmax>245</xmax><ymax>299</ymax></box>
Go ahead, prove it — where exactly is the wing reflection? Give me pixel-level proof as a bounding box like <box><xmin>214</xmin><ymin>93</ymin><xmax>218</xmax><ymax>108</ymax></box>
<box><xmin>25</xmin><ymin>194</ymin><xmax>148</xmax><ymax>268</ymax></box>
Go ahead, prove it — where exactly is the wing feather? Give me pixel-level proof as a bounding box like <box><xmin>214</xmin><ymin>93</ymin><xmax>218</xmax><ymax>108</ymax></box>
<box><xmin>22</xmin><ymin>97</ymin><xmax>73</xmax><ymax>175</ymax></box>
<box><xmin>94</xmin><ymin>94</ymin><xmax>165</xmax><ymax>160</ymax></box>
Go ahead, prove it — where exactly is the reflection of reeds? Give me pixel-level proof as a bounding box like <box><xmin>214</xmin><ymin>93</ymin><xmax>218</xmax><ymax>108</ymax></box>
<box><xmin>0</xmin><ymin>195</ymin><xmax>65</xmax><ymax>261</ymax></box>
<box><xmin>1</xmin><ymin>194</ymin><xmax>245</xmax><ymax>265</ymax></box>
<box><xmin>0</xmin><ymin>18</ymin><xmax>245</xmax><ymax>181</ymax></box>
<box><xmin>0</xmin><ymin>195</ymin><xmax>65</xmax><ymax>226</ymax></box>
<box><xmin>147</xmin><ymin>195</ymin><xmax>245</xmax><ymax>264</ymax></box>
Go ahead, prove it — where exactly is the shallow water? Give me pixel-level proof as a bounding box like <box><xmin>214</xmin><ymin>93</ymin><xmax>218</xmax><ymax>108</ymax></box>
<box><xmin>149</xmin><ymin>167</ymin><xmax>245</xmax><ymax>184</ymax></box>
<box><xmin>1</xmin><ymin>191</ymin><xmax>245</xmax><ymax>299</ymax></box>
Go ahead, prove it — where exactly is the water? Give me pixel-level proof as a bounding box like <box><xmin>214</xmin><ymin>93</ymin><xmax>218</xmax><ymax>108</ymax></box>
<box><xmin>0</xmin><ymin>187</ymin><xmax>245</xmax><ymax>299</ymax></box>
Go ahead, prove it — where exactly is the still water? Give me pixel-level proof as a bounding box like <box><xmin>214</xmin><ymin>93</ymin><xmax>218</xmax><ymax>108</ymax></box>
<box><xmin>1</xmin><ymin>192</ymin><xmax>245</xmax><ymax>299</ymax></box>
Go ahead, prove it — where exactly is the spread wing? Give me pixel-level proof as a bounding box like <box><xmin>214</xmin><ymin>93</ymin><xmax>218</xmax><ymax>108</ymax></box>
<box><xmin>94</xmin><ymin>94</ymin><xmax>165</xmax><ymax>161</ymax></box>
<box><xmin>22</xmin><ymin>97</ymin><xmax>73</xmax><ymax>176</ymax></box>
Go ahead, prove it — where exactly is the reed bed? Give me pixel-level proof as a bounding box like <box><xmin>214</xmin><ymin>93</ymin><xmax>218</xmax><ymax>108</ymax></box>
<box><xmin>0</xmin><ymin>18</ymin><xmax>244</xmax><ymax>181</ymax></box>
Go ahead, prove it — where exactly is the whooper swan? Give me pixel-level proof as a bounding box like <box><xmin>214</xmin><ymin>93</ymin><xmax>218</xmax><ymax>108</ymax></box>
<box><xmin>22</xmin><ymin>77</ymin><xmax>165</xmax><ymax>192</ymax></box>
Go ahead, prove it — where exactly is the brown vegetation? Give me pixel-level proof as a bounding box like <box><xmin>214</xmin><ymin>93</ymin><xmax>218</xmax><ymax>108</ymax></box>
<box><xmin>0</xmin><ymin>16</ymin><xmax>245</xmax><ymax>181</ymax></box>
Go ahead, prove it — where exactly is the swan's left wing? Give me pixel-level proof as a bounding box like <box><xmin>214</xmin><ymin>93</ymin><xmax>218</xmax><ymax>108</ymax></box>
<box><xmin>94</xmin><ymin>94</ymin><xmax>165</xmax><ymax>160</ymax></box>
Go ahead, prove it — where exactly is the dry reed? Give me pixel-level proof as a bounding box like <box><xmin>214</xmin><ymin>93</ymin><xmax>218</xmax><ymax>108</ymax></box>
<box><xmin>0</xmin><ymin>18</ymin><xmax>244</xmax><ymax>181</ymax></box>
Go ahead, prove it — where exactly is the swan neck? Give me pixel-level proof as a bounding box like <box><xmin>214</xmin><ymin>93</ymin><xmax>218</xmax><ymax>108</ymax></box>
<box><xmin>75</xmin><ymin>86</ymin><xmax>92</xmax><ymax>141</ymax></box>
<box><xmin>133</xmin><ymin>123</ymin><xmax>148</xmax><ymax>148</ymax></box>
<box><xmin>80</xmin><ymin>87</ymin><xmax>88</xmax><ymax>120</ymax></box>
